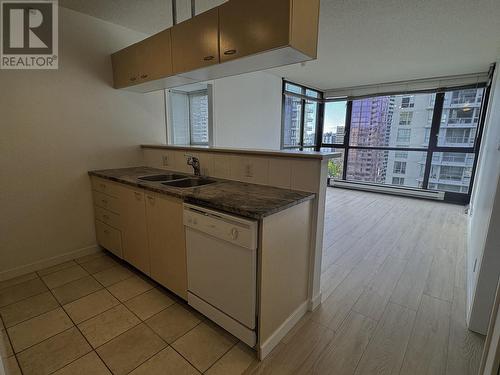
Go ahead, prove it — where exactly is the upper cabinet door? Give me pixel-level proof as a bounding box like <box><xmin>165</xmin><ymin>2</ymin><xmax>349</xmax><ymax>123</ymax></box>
<box><xmin>111</xmin><ymin>46</ymin><xmax>139</xmax><ymax>88</ymax></box>
<box><xmin>219</xmin><ymin>0</ymin><xmax>290</xmax><ymax>62</ymax></box>
<box><xmin>138</xmin><ymin>29</ymin><xmax>173</xmax><ymax>82</ymax></box>
<box><xmin>172</xmin><ymin>8</ymin><xmax>219</xmax><ymax>74</ymax></box>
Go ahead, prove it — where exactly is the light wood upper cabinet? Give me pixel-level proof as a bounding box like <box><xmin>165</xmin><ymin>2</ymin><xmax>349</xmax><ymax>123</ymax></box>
<box><xmin>111</xmin><ymin>46</ymin><xmax>138</xmax><ymax>89</ymax></box>
<box><xmin>219</xmin><ymin>0</ymin><xmax>290</xmax><ymax>62</ymax></box>
<box><xmin>139</xmin><ymin>29</ymin><xmax>173</xmax><ymax>82</ymax></box>
<box><xmin>110</xmin><ymin>0</ymin><xmax>319</xmax><ymax>90</ymax></box>
<box><xmin>172</xmin><ymin>8</ymin><xmax>219</xmax><ymax>74</ymax></box>
<box><xmin>146</xmin><ymin>193</ymin><xmax>188</xmax><ymax>299</ymax></box>
<box><xmin>119</xmin><ymin>187</ymin><xmax>150</xmax><ymax>275</ymax></box>
<box><xmin>219</xmin><ymin>0</ymin><xmax>319</xmax><ymax>63</ymax></box>
<box><xmin>111</xmin><ymin>29</ymin><xmax>172</xmax><ymax>89</ymax></box>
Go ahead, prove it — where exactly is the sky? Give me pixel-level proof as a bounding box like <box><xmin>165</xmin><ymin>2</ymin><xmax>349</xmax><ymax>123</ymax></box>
<box><xmin>324</xmin><ymin>101</ymin><xmax>347</xmax><ymax>133</ymax></box>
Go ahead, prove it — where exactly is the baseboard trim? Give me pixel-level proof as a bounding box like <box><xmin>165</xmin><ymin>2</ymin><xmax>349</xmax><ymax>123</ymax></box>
<box><xmin>0</xmin><ymin>245</ymin><xmax>101</xmax><ymax>281</ymax></box>
<box><xmin>258</xmin><ymin>300</ymin><xmax>308</xmax><ymax>360</ymax></box>
<box><xmin>309</xmin><ymin>293</ymin><xmax>322</xmax><ymax>311</ymax></box>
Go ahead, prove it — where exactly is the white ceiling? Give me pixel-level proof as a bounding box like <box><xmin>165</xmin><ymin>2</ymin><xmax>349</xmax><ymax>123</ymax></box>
<box><xmin>59</xmin><ymin>0</ymin><xmax>227</xmax><ymax>34</ymax></box>
<box><xmin>60</xmin><ymin>0</ymin><xmax>500</xmax><ymax>90</ymax></box>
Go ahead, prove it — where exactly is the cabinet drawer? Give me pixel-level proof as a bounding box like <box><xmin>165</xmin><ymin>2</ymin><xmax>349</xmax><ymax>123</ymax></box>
<box><xmin>95</xmin><ymin>220</ymin><xmax>123</xmax><ymax>258</ymax></box>
<box><xmin>94</xmin><ymin>206</ymin><xmax>121</xmax><ymax>229</ymax></box>
<box><xmin>91</xmin><ymin>177</ymin><xmax>120</xmax><ymax>197</ymax></box>
<box><xmin>93</xmin><ymin>191</ymin><xmax>121</xmax><ymax>213</ymax></box>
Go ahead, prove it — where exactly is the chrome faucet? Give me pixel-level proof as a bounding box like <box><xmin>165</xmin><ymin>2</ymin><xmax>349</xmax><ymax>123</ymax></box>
<box><xmin>187</xmin><ymin>156</ymin><xmax>201</xmax><ymax>176</ymax></box>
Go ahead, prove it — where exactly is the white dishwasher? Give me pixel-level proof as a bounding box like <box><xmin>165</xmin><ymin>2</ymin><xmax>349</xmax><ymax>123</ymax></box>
<box><xmin>183</xmin><ymin>204</ymin><xmax>258</xmax><ymax>347</ymax></box>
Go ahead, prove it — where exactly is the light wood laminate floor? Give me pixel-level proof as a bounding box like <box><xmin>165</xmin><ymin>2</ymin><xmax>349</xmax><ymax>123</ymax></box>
<box><xmin>0</xmin><ymin>188</ymin><xmax>485</xmax><ymax>374</ymax></box>
<box><xmin>245</xmin><ymin>187</ymin><xmax>485</xmax><ymax>375</ymax></box>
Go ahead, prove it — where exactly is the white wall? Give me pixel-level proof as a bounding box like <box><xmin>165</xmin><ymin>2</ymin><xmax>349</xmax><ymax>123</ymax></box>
<box><xmin>0</xmin><ymin>7</ymin><xmax>165</xmax><ymax>277</ymax></box>
<box><xmin>468</xmin><ymin>60</ymin><xmax>500</xmax><ymax>334</ymax></box>
<box><xmin>212</xmin><ymin>71</ymin><xmax>282</xmax><ymax>150</ymax></box>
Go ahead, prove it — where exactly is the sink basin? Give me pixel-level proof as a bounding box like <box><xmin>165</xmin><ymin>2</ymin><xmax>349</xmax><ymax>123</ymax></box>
<box><xmin>162</xmin><ymin>178</ymin><xmax>216</xmax><ymax>188</ymax></box>
<box><xmin>138</xmin><ymin>174</ymin><xmax>186</xmax><ymax>182</ymax></box>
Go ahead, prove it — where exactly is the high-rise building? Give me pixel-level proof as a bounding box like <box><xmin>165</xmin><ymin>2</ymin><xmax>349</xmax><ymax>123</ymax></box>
<box><xmin>346</xmin><ymin>97</ymin><xmax>394</xmax><ymax>183</ymax></box>
<box><xmin>346</xmin><ymin>88</ymin><xmax>483</xmax><ymax>193</ymax></box>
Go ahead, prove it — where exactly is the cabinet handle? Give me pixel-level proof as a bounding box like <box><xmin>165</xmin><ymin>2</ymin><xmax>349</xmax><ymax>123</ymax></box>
<box><xmin>100</xmin><ymin>183</ymin><xmax>106</xmax><ymax>189</ymax></box>
<box><xmin>224</xmin><ymin>49</ymin><xmax>237</xmax><ymax>55</ymax></box>
<box><xmin>203</xmin><ymin>55</ymin><xmax>214</xmax><ymax>61</ymax></box>
<box><xmin>140</xmin><ymin>74</ymin><xmax>148</xmax><ymax>79</ymax></box>
<box><xmin>134</xmin><ymin>192</ymin><xmax>142</xmax><ymax>200</ymax></box>
<box><xmin>104</xmin><ymin>229</ymin><xmax>109</xmax><ymax>234</ymax></box>
<box><xmin>147</xmin><ymin>196</ymin><xmax>155</xmax><ymax>204</ymax></box>
<box><xmin>130</xmin><ymin>77</ymin><xmax>137</xmax><ymax>81</ymax></box>
<box><xmin>101</xmin><ymin>199</ymin><xmax>108</xmax><ymax>205</ymax></box>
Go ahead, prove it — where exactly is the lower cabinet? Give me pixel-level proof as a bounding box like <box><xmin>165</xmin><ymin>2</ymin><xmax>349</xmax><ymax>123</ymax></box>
<box><xmin>95</xmin><ymin>220</ymin><xmax>122</xmax><ymax>258</ymax></box>
<box><xmin>91</xmin><ymin>177</ymin><xmax>188</xmax><ymax>299</ymax></box>
<box><xmin>146</xmin><ymin>193</ymin><xmax>188</xmax><ymax>299</ymax></box>
<box><xmin>119</xmin><ymin>187</ymin><xmax>150</xmax><ymax>276</ymax></box>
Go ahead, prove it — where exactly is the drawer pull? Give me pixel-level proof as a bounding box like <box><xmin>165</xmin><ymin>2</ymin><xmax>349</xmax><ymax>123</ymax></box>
<box><xmin>147</xmin><ymin>196</ymin><xmax>155</xmax><ymax>203</ymax></box>
<box><xmin>140</xmin><ymin>74</ymin><xmax>148</xmax><ymax>79</ymax></box>
<box><xmin>203</xmin><ymin>55</ymin><xmax>214</xmax><ymax>61</ymax></box>
<box><xmin>134</xmin><ymin>192</ymin><xmax>142</xmax><ymax>200</ymax></box>
<box><xmin>224</xmin><ymin>49</ymin><xmax>237</xmax><ymax>55</ymax></box>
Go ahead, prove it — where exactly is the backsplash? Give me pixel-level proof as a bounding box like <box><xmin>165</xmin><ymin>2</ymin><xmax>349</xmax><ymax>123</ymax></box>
<box><xmin>142</xmin><ymin>148</ymin><xmax>325</xmax><ymax>193</ymax></box>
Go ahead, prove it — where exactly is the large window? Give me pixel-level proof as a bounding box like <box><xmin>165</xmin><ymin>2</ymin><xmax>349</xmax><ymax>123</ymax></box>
<box><xmin>282</xmin><ymin>82</ymin><xmax>322</xmax><ymax>149</ymax></box>
<box><xmin>286</xmin><ymin>79</ymin><xmax>489</xmax><ymax>203</ymax></box>
<box><xmin>168</xmin><ymin>87</ymin><xmax>211</xmax><ymax>146</ymax></box>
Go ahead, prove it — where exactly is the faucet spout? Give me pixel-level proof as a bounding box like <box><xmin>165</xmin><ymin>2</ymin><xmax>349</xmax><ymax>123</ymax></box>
<box><xmin>186</xmin><ymin>155</ymin><xmax>201</xmax><ymax>176</ymax></box>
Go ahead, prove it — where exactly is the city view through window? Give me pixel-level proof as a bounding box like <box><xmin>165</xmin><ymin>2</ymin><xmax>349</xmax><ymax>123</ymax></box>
<box><xmin>283</xmin><ymin>81</ymin><xmax>486</xmax><ymax>198</ymax></box>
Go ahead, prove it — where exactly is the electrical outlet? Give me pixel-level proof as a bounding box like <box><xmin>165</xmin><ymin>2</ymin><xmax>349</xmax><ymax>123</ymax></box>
<box><xmin>162</xmin><ymin>155</ymin><xmax>169</xmax><ymax>166</ymax></box>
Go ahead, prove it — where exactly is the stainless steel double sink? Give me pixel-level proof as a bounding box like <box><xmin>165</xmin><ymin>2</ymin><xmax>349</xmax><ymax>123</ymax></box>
<box><xmin>138</xmin><ymin>173</ymin><xmax>216</xmax><ymax>188</ymax></box>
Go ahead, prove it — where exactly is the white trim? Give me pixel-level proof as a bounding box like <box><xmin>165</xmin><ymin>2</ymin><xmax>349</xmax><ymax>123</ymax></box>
<box><xmin>309</xmin><ymin>292</ymin><xmax>322</xmax><ymax>311</ymax></box>
<box><xmin>332</xmin><ymin>180</ymin><xmax>445</xmax><ymax>200</ymax></box>
<box><xmin>258</xmin><ymin>301</ymin><xmax>308</xmax><ymax>360</ymax></box>
<box><xmin>0</xmin><ymin>245</ymin><xmax>101</xmax><ymax>281</ymax></box>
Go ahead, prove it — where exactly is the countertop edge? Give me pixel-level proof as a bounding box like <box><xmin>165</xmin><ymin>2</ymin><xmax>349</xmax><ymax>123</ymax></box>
<box><xmin>140</xmin><ymin>144</ymin><xmax>342</xmax><ymax>160</ymax></box>
<box><xmin>88</xmin><ymin>170</ymin><xmax>315</xmax><ymax>219</ymax></box>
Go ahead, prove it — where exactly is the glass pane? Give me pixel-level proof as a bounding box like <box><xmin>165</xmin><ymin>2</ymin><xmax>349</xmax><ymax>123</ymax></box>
<box><xmin>305</xmin><ymin>89</ymin><xmax>320</xmax><ymax>98</ymax></box>
<box><xmin>437</xmin><ymin>88</ymin><xmax>484</xmax><ymax>148</ymax></box>
<box><xmin>285</xmin><ymin>83</ymin><xmax>302</xmax><ymax>94</ymax></box>
<box><xmin>428</xmin><ymin>152</ymin><xmax>475</xmax><ymax>193</ymax></box>
<box><xmin>189</xmin><ymin>92</ymin><xmax>209</xmax><ymax>144</ymax></box>
<box><xmin>346</xmin><ymin>149</ymin><xmax>427</xmax><ymax>188</ymax></box>
<box><xmin>303</xmin><ymin>100</ymin><xmax>318</xmax><ymax>146</ymax></box>
<box><xmin>349</xmin><ymin>93</ymin><xmax>435</xmax><ymax>148</ymax></box>
<box><xmin>323</xmin><ymin>101</ymin><xmax>347</xmax><ymax>144</ymax></box>
<box><xmin>283</xmin><ymin>95</ymin><xmax>302</xmax><ymax>147</ymax></box>
<box><xmin>320</xmin><ymin>148</ymin><xmax>345</xmax><ymax>179</ymax></box>
<box><xmin>170</xmin><ymin>91</ymin><xmax>190</xmax><ymax>145</ymax></box>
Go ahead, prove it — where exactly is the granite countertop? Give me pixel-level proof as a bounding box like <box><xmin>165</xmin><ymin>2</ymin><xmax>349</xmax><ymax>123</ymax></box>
<box><xmin>141</xmin><ymin>144</ymin><xmax>342</xmax><ymax>160</ymax></box>
<box><xmin>88</xmin><ymin>167</ymin><xmax>315</xmax><ymax>219</ymax></box>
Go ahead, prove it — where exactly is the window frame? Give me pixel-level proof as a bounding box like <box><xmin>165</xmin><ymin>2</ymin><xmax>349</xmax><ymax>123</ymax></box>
<box><xmin>303</xmin><ymin>80</ymin><xmax>491</xmax><ymax>204</ymax></box>
<box><xmin>281</xmin><ymin>80</ymin><xmax>324</xmax><ymax>150</ymax></box>
<box><xmin>167</xmin><ymin>87</ymin><xmax>213</xmax><ymax>147</ymax></box>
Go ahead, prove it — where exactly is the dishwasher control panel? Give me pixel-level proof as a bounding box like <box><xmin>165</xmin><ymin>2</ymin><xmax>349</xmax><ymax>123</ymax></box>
<box><xmin>183</xmin><ymin>204</ymin><xmax>258</xmax><ymax>250</ymax></box>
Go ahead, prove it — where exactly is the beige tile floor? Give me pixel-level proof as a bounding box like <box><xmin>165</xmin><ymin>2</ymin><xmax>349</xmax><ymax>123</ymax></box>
<box><xmin>0</xmin><ymin>188</ymin><xmax>486</xmax><ymax>375</ymax></box>
<box><xmin>0</xmin><ymin>252</ymin><xmax>255</xmax><ymax>375</ymax></box>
